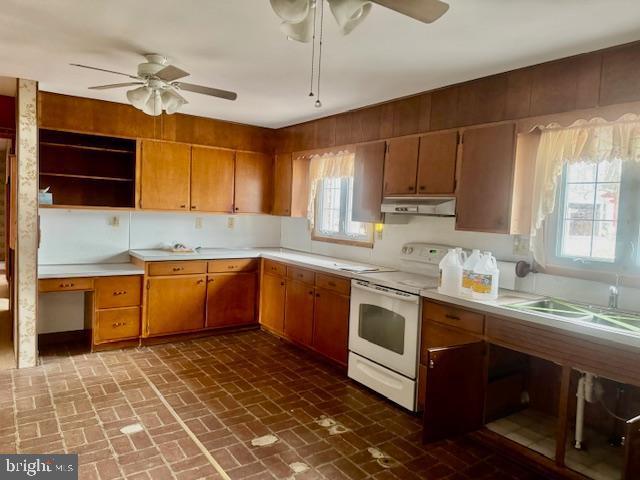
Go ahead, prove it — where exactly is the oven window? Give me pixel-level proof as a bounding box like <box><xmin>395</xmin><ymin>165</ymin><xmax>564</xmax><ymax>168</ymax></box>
<box><xmin>358</xmin><ymin>304</ymin><xmax>405</xmax><ymax>354</ymax></box>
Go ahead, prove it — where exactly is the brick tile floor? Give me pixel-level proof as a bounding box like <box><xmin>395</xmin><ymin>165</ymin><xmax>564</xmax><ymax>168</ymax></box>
<box><xmin>0</xmin><ymin>330</ymin><xmax>548</xmax><ymax>479</ymax></box>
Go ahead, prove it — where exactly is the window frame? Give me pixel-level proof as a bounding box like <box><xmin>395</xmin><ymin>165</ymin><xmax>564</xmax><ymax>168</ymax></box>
<box><xmin>312</xmin><ymin>176</ymin><xmax>374</xmax><ymax>248</ymax></box>
<box><xmin>545</xmin><ymin>160</ymin><xmax>640</xmax><ymax>277</ymax></box>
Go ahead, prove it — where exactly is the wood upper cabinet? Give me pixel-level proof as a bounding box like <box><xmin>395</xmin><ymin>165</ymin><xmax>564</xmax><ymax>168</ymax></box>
<box><xmin>456</xmin><ymin>123</ymin><xmax>516</xmax><ymax>233</ymax></box>
<box><xmin>312</xmin><ymin>287</ymin><xmax>349</xmax><ymax>366</ymax></box>
<box><xmin>272</xmin><ymin>153</ymin><xmax>293</xmax><ymax>216</ymax></box>
<box><xmin>352</xmin><ymin>141</ymin><xmax>385</xmax><ymax>223</ymax></box>
<box><xmin>383</xmin><ymin>137</ymin><xmax>419</xmax><ymax>195</ymax></box>
<box><xmin>139</xmin><ymin>140</ymin><xmax>191</xmax><ymax>210</ymax></box>
<box><xmin>190</xmin><ymin>146</ymin><xmax>235</xmax><ymax>213</ymax></box>
<box><xmin>291</xmin><ymin>156</ymin><xmax>310</xmax><ymax>217</ymax></box>
<box><xmin>422</xmin><ymin>341</ymin><xmax>486</xmax><ymax>442</ymax></box>
<box><xmin>260</xmin><ymin>272</ymin><xmax>286</xmax><ymax>334</ymax></box>
<box><xmin>284</xmin><ymin>279</ymin><xmax>315</xmax><ymax>346</ymax></box>
<box><xmin>234</xmin><ymin>151</ymin><xmax>273</xmax><ymax>213</ymax></box>
<box><xmin>416</xmin><ymin>131</ymin><xmax>458</xmax><ymax>195</ymax></box>
<box><xmin>145</xmin><ymin>275</ymin><xmax>206</xmax><ymax>336</ymax></box>
<box><xmin>206</xmin><ymin>272</ymin><xmax>256</xmax><ymax>328</ymax></box>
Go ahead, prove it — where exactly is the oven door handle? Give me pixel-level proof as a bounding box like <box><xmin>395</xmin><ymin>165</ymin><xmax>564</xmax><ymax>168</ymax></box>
<box><xmin>351</xmin><ymin>281</ymin><xmax>419</xmax><ymax>304</ymax></box>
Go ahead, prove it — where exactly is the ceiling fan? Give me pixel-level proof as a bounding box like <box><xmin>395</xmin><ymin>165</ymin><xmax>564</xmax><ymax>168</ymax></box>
<box><xmin>71</xmin><ymin>54</ymin><xmax>237</xmax><ymax>116</ymax></box>
<box><xmin>270</xmin><ymin>0</ymin><xmax>449</xmax><ymax>42</ymax></box>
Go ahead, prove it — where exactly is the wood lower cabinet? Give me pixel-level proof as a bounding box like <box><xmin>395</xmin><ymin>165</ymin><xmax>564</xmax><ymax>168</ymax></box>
<box><xmin>456</xmin><ymin>123</ymin><xmax>516</xmax><ymax>233</ymax></box>
<box><xmin>94</xmin><ymin>307</ymin><xmax>141</xmax><ymax>344</ymax></box>
<box><xmin>312</xmin><ymin>287</ymin><xmax>349</xmax><ymax>366</ymax></box>
<box><xmin>190</xmin><ymin>146</ymin><xmax>235</xmax><ymax>213</ymax></box>
<box><xmin>139</xmin><ymin>140</ymin><xmax>191</xmax><ymax>210</ymax></box>
<box><xmin>234</xmin><ymin>151</ymin><xmax>273</xmax><ymax>213</ymax></box>
<box><xmin>260</xmin><ymin>272</ymin><xmax>286</xmax><ymax>334</ymax></box>
<box><xmin>205</xmin><ymin>273</ymin><xmax>256</xmax><ymax>328</ymax></box>
<box><xmin>145</xmin><ymin>275</ymin><xmax>206</xmax><ymax>336</ymax></box>
<box><xmin>383</xmin><ymin>136</ymin><xmax>419</xmax><ymax>195</ymax></box>
<box><xmin>284</xmin><ymin>279</ymin><xmax>315</xmax><ymax>346</ymax></box>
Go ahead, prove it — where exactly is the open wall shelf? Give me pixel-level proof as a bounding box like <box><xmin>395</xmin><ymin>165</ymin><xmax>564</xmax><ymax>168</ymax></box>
<box><xmin>39</xmin><ymin>129</ymin><xmax>136</xmax><ymax>208</ymax></box>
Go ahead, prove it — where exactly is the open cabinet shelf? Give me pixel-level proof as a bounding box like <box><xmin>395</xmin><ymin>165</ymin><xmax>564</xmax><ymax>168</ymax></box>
<box><xmin>39</xmin><ymin>129</ymin><xmax>136</xmax><ymax>208</ymax></box>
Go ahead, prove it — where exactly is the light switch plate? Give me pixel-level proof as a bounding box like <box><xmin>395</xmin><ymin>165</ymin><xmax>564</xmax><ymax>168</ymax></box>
<box><xmin>227</xmin><ymin>217</ymin><xmax>235</xmax><ymax>229</ymax></box>
<box><xmin>195</xmin><ymin>217</ymin><xmax>203</xmax><ymax>229</ymax></box>
<box><xmin>109</xmin><ymin>216</ymin><xmax>119</xmax><ymax>227</ymax></box>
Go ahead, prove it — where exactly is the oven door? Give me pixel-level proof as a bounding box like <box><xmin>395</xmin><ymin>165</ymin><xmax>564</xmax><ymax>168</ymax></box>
<box><xmin>349</xmin><ymin>280</ymin><xmax>420</xmax><ymax>378</ymax></box>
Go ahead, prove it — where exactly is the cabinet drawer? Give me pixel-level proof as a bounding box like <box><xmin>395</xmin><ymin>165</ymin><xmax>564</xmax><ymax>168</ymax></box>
<box><xmin>287</xmin><ymin>266</ymin><xmax>315</xmax><ymax>285</ymax></box>
<box><xmin>208</xmin><ymin>259</ymin><xmax>257</xmax><ymax>273</ymax></box>
<box><xmin>39</xmin><ymin>277</ymin><xmax>93</xmax><ymax>293</ymax></box>
<box><xmin>148</xmin><ymin>261</ymin><xmax>207</xmax><ymax>276</ymax></box>
<box><xmin>95</xmin><ymin>276</ymin><xmax>142</xmax><ymax>309</ymax></box>
<box><xmin>94</xmin><ymin>307</ymin><xmax>141</xmax><ymax>344</ymax></box>
<box><xmin>423</xmin><ymin>301</ymin><xmax>484</xmax><ymax>335</ymax></box>
<box><xmin>263</xmin><ymin>259</ymin><xmax>286</xmax><ymax>277</ymax></box>
<box><xmin>315</xmin><ymin>273</ymin><xmax>350</xmax><ymax>296</ymax></box>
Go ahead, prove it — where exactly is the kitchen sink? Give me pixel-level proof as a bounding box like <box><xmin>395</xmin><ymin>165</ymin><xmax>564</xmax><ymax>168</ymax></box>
<box><xmin>507</xmin><ymin>298</ymin><xmax>640</xmax><ymax>334</ymax></box>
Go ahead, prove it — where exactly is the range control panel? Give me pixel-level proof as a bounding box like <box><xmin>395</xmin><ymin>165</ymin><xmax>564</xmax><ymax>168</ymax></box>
<box><xmin>400</xmin><ymin>243</ymin><xmax>451</xmax><ymax>265</ymax></box>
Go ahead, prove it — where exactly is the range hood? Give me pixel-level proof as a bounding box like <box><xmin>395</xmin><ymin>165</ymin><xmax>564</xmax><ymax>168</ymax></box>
<box><xmin>381</xmin><ymin>196</ymin><xmax>456</xmax><ymax>217</ymax></box>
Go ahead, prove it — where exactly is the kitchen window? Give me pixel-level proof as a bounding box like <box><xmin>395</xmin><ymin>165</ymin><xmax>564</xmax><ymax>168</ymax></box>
<box><xmin>313</xmin><ymin>176</ymin><xmax>372</xmax><ymax>245</ymax></box>
<box><xmin>546</xmin><ymin>156</ymin><xmax>640</xmax><ymax>275</ymax></box>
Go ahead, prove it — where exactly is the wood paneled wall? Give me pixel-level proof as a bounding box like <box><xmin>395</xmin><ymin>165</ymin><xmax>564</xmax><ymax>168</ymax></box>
<box><xmin>276</xmin><ymin>41</ymin><xmax>640</xmax><ymax>153</ymax></box>
<box><xmin>38</xmin><ymin>92</ymin><xmax>275</xmax><ymax>153</ymax></box>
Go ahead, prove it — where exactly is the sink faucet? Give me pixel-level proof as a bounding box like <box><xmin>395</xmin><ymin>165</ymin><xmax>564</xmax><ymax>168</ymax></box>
<box><xmin>609</xmin><ymin>285</ymin><xmax>619</xmax><ymax>309</ymax></box>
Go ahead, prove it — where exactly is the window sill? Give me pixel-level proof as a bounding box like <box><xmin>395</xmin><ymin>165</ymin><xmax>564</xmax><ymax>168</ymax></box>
<box><xmin>311</xmin><ymin>233</ymin><xmax>373</xmax><ymax>249</ymax></box>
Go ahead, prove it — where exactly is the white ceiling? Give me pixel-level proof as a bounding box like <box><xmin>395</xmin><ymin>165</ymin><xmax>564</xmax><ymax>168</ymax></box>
<box><xmin>0</xmin><ymin>0</ymin><xmax>639</xmax><ymax>128</ymax></box>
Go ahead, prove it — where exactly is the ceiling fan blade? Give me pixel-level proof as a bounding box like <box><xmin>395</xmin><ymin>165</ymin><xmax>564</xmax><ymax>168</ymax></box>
<box><xmin>70</xmin><ymin>63</ymin><xmax>140</xmax><ymax>79</ymax></box>
<box><xmin>88</xmin><ymin>82</ymin><xmax>145</xmax><ymax>90</ymax></box>
<box><xmin>371</xmin><ymin>0</ymin><xmax>449</xmax><ymax>23</ymax></box>
<box><xmin>177</xmin><ymin>83</ymin><xmax>238</xmax><ymax>101</ymax></box>
<box><xmin>156</xmin><ymin>65</ymin><xmax>190</xmax><ymax>82</ymax></box>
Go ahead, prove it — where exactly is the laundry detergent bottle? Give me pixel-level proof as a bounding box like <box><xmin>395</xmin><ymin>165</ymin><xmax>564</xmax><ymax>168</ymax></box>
<box><xmin>438</xmin><ymin>248</ymin><xmax>466</xmax><ymax>297</ymax></box>
<box><xmin>461</xmin><ymin>249</ymin><xmax>482</xmax><ymax>297</ymax></box>
<box><xmin>471</xmin><ymin>251</ymin><xmax>500</xmax><ymax>301</ymax></box>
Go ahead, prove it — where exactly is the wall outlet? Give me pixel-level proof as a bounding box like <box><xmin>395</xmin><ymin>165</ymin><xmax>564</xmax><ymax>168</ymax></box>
<box><xmin>513</xmin><ymin>236</ymin><xmax>530</xmax><ymax>256</ymax></box>
<box><xmin>109</xmin><ymin>216</ymin><xmax>119</xmax><ymax>227</ymax></box>
<box><xmin>227</xmin><ymin>217</ymin><xmax>235</xmax><ymax>229</ymax></box>
<box><xmin>195</xmin><ymin>217</ymin><xmax>203</xmax><ymax>230</ymax></box>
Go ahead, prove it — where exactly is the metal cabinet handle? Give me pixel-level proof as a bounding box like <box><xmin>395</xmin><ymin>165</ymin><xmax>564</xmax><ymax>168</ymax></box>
<box><xmin>280</xmin><ymin>281</ymin><xmax>285</xmax><ymax>286</ymax></box>
<box><xmin>180</xmin><ymin>204</ymin><xmax>186</xmax><ymax>209</ymax></box>
<box><xmin>308</xmin><ymin>290</ymin><xmax>314</xmax><ymax>295</ymax></box>
<box><xmin>316</xmin><ymin>293</ymin><xmax>320</xmax><ymax>298</ymax></box>
<box><xmin>429</xmin><ymin>359</ymin><xmax>435</xmax><ymax>369</ymax></box>
<box><xmin>59</xmin><ymin>282</ymin><xmax>74</xmax><ymax>288</ymax></box>
<box><xmin>172</xmin><ymin>267</ymin><xmax>184</xmax><ymax>272</ymax></box>
<box><xmin>191</xmin><ymin>205</ymin><xmax>197</xmax><ymax>210</ymax></box>
<box><xmin>113</xmin><ymin>290</ymin><xmax>127</xmax><ymax>296</ymax></box>
<box><xmin>208</xmin><ymin>278</ymin><xmax>214</xmax><ymax>283</ymax></box>
<box><xmin>445</xmin><ymin>314</ymin><xmax>460</xmax><ymax>321</ymax></box>
<box><xmin>197</xmin><ymin>279</ymin><xmax>204</xmax><ymax>284</ymax></box>
<box><xmin>419</xmin><ymin>186</ymin><xmax>426</xmax><ymax>190</ymax></box>
<box><xmin>112</xmin><ymin>321</ymin><xmax>127</xmax><ymax>328</ymax></box>
<box><xmin>227</xmin><ymin>265</ymin><xmax>236</xmax><ymax>270</ymax></box>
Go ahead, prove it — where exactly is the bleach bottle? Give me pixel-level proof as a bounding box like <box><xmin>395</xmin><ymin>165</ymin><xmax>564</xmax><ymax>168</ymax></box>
<box><xmin>461</xmin><ymin>249</ymin><xmax>482</xmax><ymax>297</ymax></box>
<box><xmin>438</xmin><ymin>248</ymin><xmax>466</xmax><ymax>297</ymax></box>
<box><xmin>471</xmin><ymin>252</ymin><xmax>500</xmax><ymax>301</ymax></box>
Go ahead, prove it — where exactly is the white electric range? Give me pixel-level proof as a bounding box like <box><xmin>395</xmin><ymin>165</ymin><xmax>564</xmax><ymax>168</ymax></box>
<box><xmin>348</xmin><ymin>243</ymin><xmax>450</xmax><ymax>411</ymax></box>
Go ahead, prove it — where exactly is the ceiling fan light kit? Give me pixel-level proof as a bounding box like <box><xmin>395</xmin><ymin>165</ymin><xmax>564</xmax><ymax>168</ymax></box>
<box><xmin>72</xmin><ymin>53</ymin><xmax>237</xmax><ymax>116</ymax></box>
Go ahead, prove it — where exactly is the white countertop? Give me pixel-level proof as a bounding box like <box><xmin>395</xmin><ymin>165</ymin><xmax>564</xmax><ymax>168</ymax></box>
<box><xmin>421</xmin><ymin>288</ymin><xmax>640</xmax><ymax>350</ymax></box>
<box><xmin>38</xmin><ymin>263</ymin><xmax>144</xmax><ymax>279</ymax></box>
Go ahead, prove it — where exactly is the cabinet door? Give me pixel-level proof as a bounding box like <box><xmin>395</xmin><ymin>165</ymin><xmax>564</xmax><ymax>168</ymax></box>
<box><xmin>190</xmin><ymin>146</ymin><xmax>234</xmax><ymax>212</ymax></box>
<box><xmin>234</xmin><ymin>152</ymin><xmax>273</xmax><ymax>213</ymax></box>
<box><xmin>140</xmin><ymin>140</ymin><xmax>191</xmax><ymax>210</ymax></box>
<box><xmin>417</xmin><ymin>131</ymin><xmax>458</xmax><ymax>195</ymax></box>
<box><xmin>146</xmin><ymin>275</ymin><xmax>206</xmax><ymax>336</ymax></box>
<box><xmin>352</xmin><ymin>141</ymin><xmax>385</xmax><ymax>223</ymax></box>
<box><xmin>272</xmin><ymin>153</ymin><xmax>292</xmax><ymax>216</ymax></box>
<box><xmin>456</xmin><ymin>123</ymin><xmax>516</xmax><ymax>233</ymax></box>
<box><xmin>260</xmin><ymin>273</ymin><xmax>286</xmax><ymax>334</ymax></box>
<box><xmin>423</xmin><ymin>342</ymin><xmax>486</xmax><ymax>443</ymax></box>
<box><xmin>312</xmin><ymin>288</ymin><xmax>349</xmax><ymax>366</ymax></box>
<box><xmin>383</xmin><ymin>137</ymin><xmax>419</xmax><ymax>196</ymax></box>
<box><xmin>284</xmin><ymin>279</ymin><xmax>315</xmax><ymax>346</ymax></box>
<box><xmin>206</xmin><ymin>273</ymin><xmax>256</xmax><ymax>328</ymax></box>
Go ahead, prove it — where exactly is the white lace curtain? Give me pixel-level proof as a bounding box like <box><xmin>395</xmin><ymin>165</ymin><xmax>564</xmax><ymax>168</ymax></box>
<box><xmin>306</xmin><ymin>150</ymin><xmax>354</xmax><ymax>227</ymax></box>
<box><xmin>530</xmin><ymin>113</ymin><xmax>640</xmax><ymax>265</ymax></box>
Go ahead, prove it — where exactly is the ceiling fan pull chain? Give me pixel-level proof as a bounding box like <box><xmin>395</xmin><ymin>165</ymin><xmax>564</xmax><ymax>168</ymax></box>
<box><xmin>315</xmin><ymin>0</ymin><xmax>324</xmax><ymax>108</ymax></box>
<box><xmin>309</xmin><ymin>0</ymin><xmax>318</xmax><ymax>97</ymax></box>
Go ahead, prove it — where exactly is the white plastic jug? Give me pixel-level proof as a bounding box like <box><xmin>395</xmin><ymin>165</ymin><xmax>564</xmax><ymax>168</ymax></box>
<box><xmin>461</xmin><ymin>249</ymin><xmax>482</xmax><ymax>297</ymax></box>
<box><xmin>438</xmin><ymin>248</ymin><xmax>466</xmax><ymax>297</ymax></box>
<box><xmin>471</xmin><ymin>251</ymin><xmax>500</xmax><ymax>301</ymax></box>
